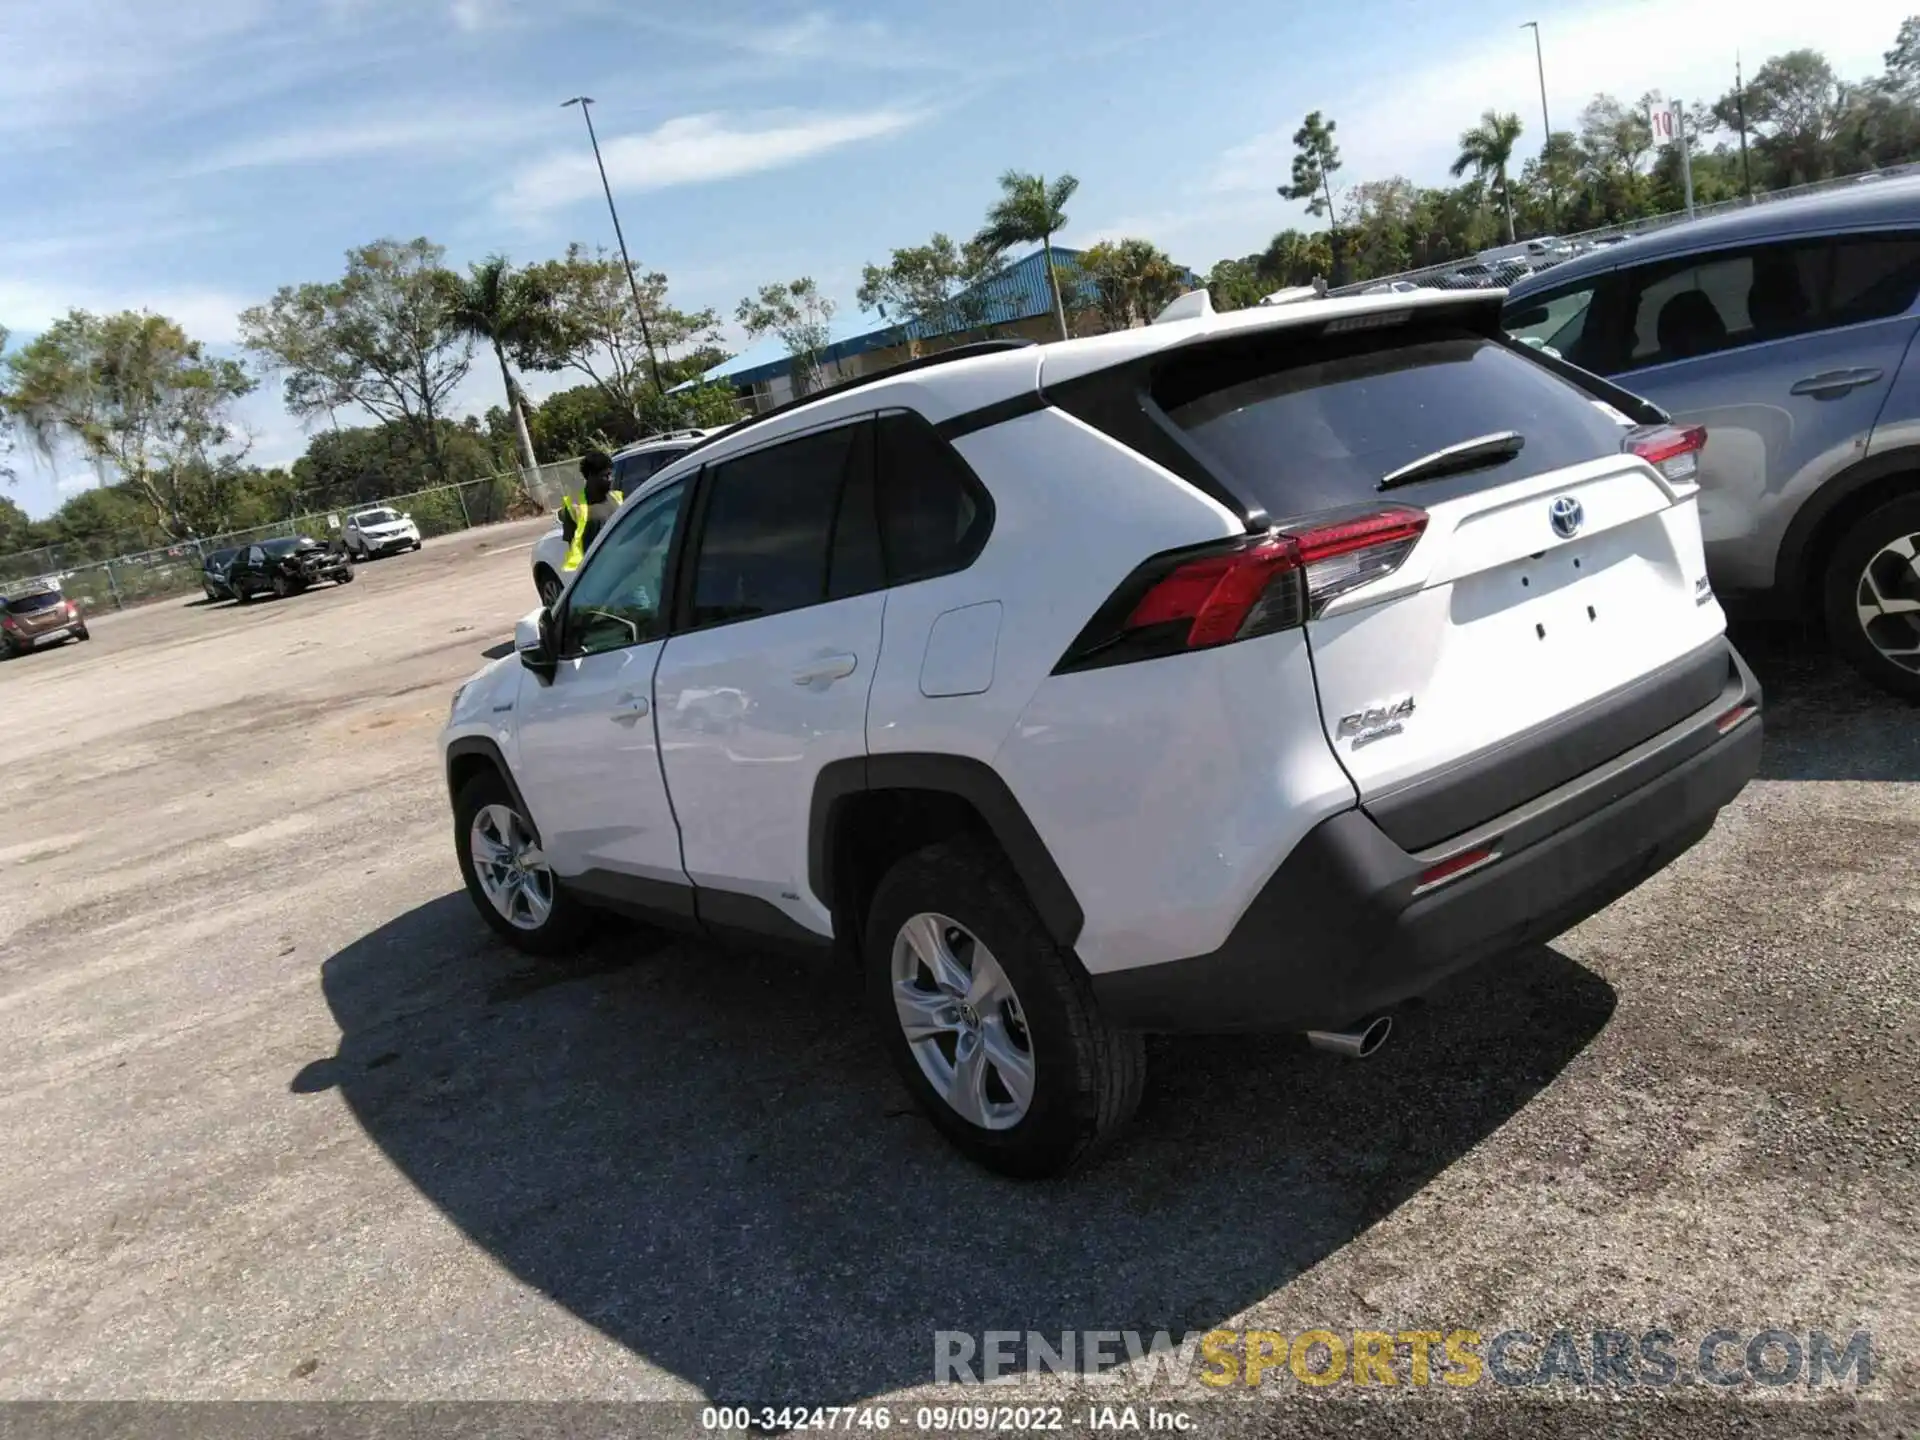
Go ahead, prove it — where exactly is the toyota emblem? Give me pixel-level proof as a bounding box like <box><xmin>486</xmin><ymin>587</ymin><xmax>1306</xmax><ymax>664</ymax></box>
<box><xmin>1549</xmin><ymin>495</ymin><xmax>1584</xmax><ymax>539</ymax></box>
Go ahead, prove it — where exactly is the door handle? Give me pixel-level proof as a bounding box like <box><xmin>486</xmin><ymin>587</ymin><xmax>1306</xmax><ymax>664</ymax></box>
<box><xmin>610</xmin><ymin>693</ymin><xmax>650</xmax><ymax>724</ymax></box>
<box><xmin>792</xmin><ymin>653</ymin><xmax>858</xmax><ymax>686</ymax></box>
<box><xmin>1791</xmin><ymin>368</ymin><xmax>1883</xmax><ymax>397</ymax></box>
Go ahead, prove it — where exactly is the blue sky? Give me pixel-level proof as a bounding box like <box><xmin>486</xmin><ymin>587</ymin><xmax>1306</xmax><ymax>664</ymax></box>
<box><xmin>1</xmin><ymin>0</ymin><xmax>1908</xmax><ymax>517</ymax></box>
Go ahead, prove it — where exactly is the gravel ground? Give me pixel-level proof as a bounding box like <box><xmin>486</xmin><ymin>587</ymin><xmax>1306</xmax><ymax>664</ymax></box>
<box><xmin>0</xmin><ymin>524</ymin><xmax>1914</xmax><ymax>1434</ymax></box>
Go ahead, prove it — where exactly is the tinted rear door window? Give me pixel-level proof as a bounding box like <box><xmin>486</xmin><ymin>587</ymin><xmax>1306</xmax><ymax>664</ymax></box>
<box><xmin>1163</xmin><ymin>330</ymin><xmax>1629</xmax><ymax>518</ymax></box>
<box><xmin>1828</xmin><ymin>234</ymin><xmax>1920</xmax><ymax>325</ymax></box>
<box><xmin>688</xmin><ymin>424</ymin><xmax>866</xmax><ymax>628</ymax></box>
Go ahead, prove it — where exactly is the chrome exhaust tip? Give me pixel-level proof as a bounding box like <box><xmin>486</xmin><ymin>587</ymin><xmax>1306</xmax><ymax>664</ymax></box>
<box><xmin>1305</xmin><ymin>1015</ymin><xmax>1393</xmax><ymax>1059</ymax></box>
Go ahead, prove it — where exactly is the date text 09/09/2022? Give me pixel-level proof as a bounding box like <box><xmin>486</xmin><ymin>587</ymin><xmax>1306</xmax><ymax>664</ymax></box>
<box><xmin>701</xmin><ymin>1406</ymin><xmax>1191</xmax><ymax>1432</ymax></box>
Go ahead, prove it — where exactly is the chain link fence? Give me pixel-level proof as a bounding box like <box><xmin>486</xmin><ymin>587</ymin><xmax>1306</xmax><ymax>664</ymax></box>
<box><xmin>0</xmin><ymin>461</ymin><xmax>592</xmax><ymax>613</ymax></box>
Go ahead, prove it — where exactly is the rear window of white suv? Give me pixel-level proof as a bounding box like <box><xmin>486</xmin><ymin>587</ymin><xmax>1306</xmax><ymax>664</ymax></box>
<box><xmin>1163</xmin><ymin>330</ymin><xmax>1630</xmax><ymax>518</ymax></box>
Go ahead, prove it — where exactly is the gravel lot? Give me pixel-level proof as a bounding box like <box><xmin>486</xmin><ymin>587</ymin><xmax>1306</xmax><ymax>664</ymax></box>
<box><xmin>0</xmin><ymin>522</ymin><xmax>1915</xmax><ymax>1424</ymax></box>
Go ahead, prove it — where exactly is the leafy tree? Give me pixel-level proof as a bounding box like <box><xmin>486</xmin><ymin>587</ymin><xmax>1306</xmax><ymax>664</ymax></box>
<box><xmin>1517</xmin><ymin>131</ymin><xmax>1587</xmax><ymax>233</ymax></box>
<box><xmin>1080</xmin><ymin>238</ymin><xmax>1185</xmax><ymax>330</ymax></box>
<box><xmin>518</xmin><ymin>244</ymin><xmax>720</xmax><ymax>423</ymax></box>
<box><xmin>0</xmin><ymin>323</ymin><xmax>15</xmax><ymax>487</ymax></box>
<box><xmin>1204</xmin><ymin>259</ymin><xmax>1267</xmax><ymax>312</ymax></box>
<box><xmin>441</xmin><ymin>255</ymin><xmax>552</xmax><ymax>478</ymax></box>
<box><xmin>0</xmin><ymin>492</ymin><xmax>32</xmax><ymax>552</ymax></box>
<box><xmin>1451</xmin><ymin>110</ymin><xmax>1525</xmax><ymax>244</ymax></box>
<box><xmin>241</xmin><ymin>237</ymin><xmax>472</xmax><ymax>486</ymax></box>
<box><xmin>736</xmin><ymin>278</ymin><xmax>837</xmax><ymax>395</ymax></box>
<box><xmin>1341</xmin><ymin>179</ymin><xmax>1421</xmax><ymax>278</ymax></box>
<box><xmin>290</xmin><ymin>419</ymin><xmax>497</xmax><ymax>510</ymax></box>
<box><xmin>1714</xmin><ymin>50</ymin><xmax>1850</xmax><ymax>184</ymax></box>
<box><xmin>29</xmin><ymin>484</ymin><xmax>158</xmax><ymax>559</ymax></box>
<box><xmin>2</xmin><ymin>309</ymin><xmax>255</xmax><ymax>537</ymax></box>
<box><xmin>1279</xmin><ymin>111</ymin><xmax>1344</xmax><ymax>280</ymax></box>
<box><xmin>973</xmin><ymin>170</ymin><xmax>1080</xmax><ymax>342</ymax></box>
<box><xmin>1887</xmin><ymin>15</ymin><xmax>1920</xmax><ymax>99</ymax></box>
<box><xmin>857</xmin><ymin>233</ymin><xmax>1006</xmax><ymax>350</ymax></box>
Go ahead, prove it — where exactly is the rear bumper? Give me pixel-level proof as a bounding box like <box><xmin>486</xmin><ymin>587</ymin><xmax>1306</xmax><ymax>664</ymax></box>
<box><xmin>1091</xmin><ymin>641</ymin><xmax>1764</xmax><ymax>1034</ymax></box>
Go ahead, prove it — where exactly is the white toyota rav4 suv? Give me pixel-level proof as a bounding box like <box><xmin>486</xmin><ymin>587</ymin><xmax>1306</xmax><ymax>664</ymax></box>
<box><xmin>444</xmin><ymin>289</ymin><xmax>1763</xmax><ymax>1176</ymax></box>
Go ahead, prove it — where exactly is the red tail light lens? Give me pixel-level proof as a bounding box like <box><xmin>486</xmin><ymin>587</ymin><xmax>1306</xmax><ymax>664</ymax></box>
<box><xmin>1124</xmin><ymin>536</ymin><xmax>1302</xmax><ymax>648</ymax></box>
<box><xmin>1626</xmin><ymin>423</ymin><xmax>1707</xmax><ymax>483</ymax></box>
<box><xmin>1057</xmin><ymin>507</ymin><xmax>1428</xmax><ymax>673</ymax></box>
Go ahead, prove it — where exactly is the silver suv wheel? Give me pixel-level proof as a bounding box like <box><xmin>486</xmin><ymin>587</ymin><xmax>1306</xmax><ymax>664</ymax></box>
<box><xmin>1855</xmin><ymin>531</ymin><xmax>1920</xmax><ymax>676</ymax></box>
<box><xmin>890</xmin><ymin>912</ymin><xmax>1035</xmax><ymax>1130</ymax></box>
<box><xmin>469</xmin><ymin>803</ymin><xmax>554</xmax><ymax>930</ymax></box>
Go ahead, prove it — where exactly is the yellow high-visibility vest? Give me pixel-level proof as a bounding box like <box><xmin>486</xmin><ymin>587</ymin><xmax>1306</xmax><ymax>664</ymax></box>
<box><xmin>561</xmin><ymin>490</ymin><xmax>623</xmax><ymax>571</ymax></box>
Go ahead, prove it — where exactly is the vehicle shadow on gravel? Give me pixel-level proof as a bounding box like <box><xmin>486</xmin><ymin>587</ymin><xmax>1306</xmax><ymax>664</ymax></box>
<box><xmin>298</xmin><ymin>892</ymin><xmax>1615</xmax><ymax>1405</ymax></box>
<box><xmin>1726</xmin><ymin>616</ymin><xmax>1920</xmax><ymax>782</ymax></box>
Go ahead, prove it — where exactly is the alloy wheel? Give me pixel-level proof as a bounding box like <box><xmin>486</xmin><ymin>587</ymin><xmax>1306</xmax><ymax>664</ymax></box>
<box><xmin>890</xmin><ymin>913</ymin><xmax>1036</xmax><ymax>1131</ymax></box>
<box><xmin>468</xmin><ymin>803</ymin><xmax>555</xmax><ymax>931</ymax></box>
<box><xmin>1855</xmin><ymin>531</ymin><xmax>1920</xmax><ymax>676</ymax></box>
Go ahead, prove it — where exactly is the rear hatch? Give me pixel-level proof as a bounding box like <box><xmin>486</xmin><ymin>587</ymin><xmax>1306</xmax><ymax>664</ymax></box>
<box><xmin>1156</xmin><ymin>307</ymin><xmax>1728</xmax><ymax>848</ymax></box>
<box><xmin>5</xmin><ymin>590</ymin><xmax>75</xmax><ymax>635</ymax></box>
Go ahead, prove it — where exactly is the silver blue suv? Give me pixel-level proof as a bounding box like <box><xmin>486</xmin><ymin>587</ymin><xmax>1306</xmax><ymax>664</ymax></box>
<box><xmin>1506</xmin><ymin>179</ymin><xmax>1920</xmax><ymax>697</ymax></box>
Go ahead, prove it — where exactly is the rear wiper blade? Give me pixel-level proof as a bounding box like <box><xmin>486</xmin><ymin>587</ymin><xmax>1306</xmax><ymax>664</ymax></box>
<box><xmin>1378</xmin><ymin>430</ymin><xmax>1526</xmax><ymax>491</ymax></box>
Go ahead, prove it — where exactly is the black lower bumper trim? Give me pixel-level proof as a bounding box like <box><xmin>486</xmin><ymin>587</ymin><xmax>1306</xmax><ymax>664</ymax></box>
<box><xmin>1091</xmin><ymin>662</ymin><xmax>1763</xmax><ymax>1035</ymax></box>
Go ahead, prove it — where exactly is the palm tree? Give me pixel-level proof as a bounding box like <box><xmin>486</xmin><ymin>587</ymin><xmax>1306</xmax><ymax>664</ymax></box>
<box><xmin>974</xmin><ymin>169</ymin><xmax>1079</xmax><ymax>342</ymax></box>
<box><xmin>443</xmin><ymin>256</ymin><xmax>546</xmax><ymax>479</ymax></box>
<box><xmin>1451</xmin><ymin>111</ymin><xmax>1526</xmax><ymax>244</ymax></box>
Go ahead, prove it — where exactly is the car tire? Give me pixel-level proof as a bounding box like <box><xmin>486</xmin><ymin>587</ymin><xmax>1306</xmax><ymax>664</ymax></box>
<box><xmin>864</xmin><ymin>837</ymin><xmax>1145</xmax><ymax>1178</ymax></box>
<box><xmin>1822</xmin><ymin>493</ymin><xmax>1920</xmax><ymax>701</ymax></box>
<box><xmin>535</xmin><ymin>567</ymin><xmax>562</xmax><ymax>609</ymax></box>
<box><xmin>75</xmin><ymin>626</ymin><xmax>90</xmax><ymax>641</ymax></box>
<box><xmin>412</xmin><ymin>540</ymin><xmax>423</xmax><ymax>552</ymax></box>
<box><xmin>453</xmin><ymin>769</ymin><xmax>593</xmax><ymax>956</ymax></box>
<box><xmin>203</xmin><ymin>585</ymin><xmax>218</xmax><ymax>602</ymax></box>
<box><xmin>234</xmin><ymin>584</ymin><xmax>252</xmax><ymax>605</ymax></box>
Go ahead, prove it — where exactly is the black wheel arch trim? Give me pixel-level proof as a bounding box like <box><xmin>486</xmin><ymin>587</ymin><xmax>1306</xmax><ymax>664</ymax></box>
<box><xmin>809</xmin><ymin>754</ymin><xmax>1085</xmax><ymax>949</ymax></box>
<box><xmin>444</xmin><ymin>737</ymin><xmax>543</xmax><ymax>846</ymax></box>
<box><xmin>1775</xmin><ymin>446</ymin><xmax>1920</xmax><ymax>602</ymax></box>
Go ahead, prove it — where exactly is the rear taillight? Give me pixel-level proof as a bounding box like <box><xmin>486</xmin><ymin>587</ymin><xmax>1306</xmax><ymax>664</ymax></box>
<box><xmin>65</xmin><ymin>602</ymin><xmax>79</xmax><ymax>619</ymax></box>
<box><xmin>1056</xmin><ymin>507</ymin><xmax>1427</xmax><ymax>673</ymax></box>
<box><xmin>1626</xmin><ymin>423</ymin><xmax>1707</xmax><ymax>484</ymax></box>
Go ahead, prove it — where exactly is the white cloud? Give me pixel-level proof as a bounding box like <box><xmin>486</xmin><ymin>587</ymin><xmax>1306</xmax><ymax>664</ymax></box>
<box><xmin>183</xmin><ymin>107</ymin><xmax>524</xmax><ymax>175</ymax></box>
<box><xmin>1210</xmin><ymin>0</ymin><xmax>1910</xmax><ymax>206</ymax></box>
<box><xmin>501</xmin><ymin>107</ymin><xmax>926</xmax><ymax>213</ymax></box>
<box><xmin>0</xmin><ymin>277</ymin><xmax>248</xmax><ymax>347</ymax></box>
<box><xmin>56</xmin><ymin>471</ymin><xmax>100</xmax><ymax>496</ymax></box>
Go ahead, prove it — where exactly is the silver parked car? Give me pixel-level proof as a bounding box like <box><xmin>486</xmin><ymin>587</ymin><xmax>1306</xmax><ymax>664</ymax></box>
<box><xmin>1505</xmin><ymin>180</ymin><xmax>1920</xmax><ymax>697</ymax></box>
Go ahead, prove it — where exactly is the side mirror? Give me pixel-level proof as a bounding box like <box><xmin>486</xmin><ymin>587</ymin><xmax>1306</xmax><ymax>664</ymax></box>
<box><xmin>402</xmin><ymin>512</ymin><xmax>413</xmax><ymax>521</ymax></box>
<box><xmin>515</xmin><ymin>605</ymin><xmax>558</xmax><ymax>683</ymax></box>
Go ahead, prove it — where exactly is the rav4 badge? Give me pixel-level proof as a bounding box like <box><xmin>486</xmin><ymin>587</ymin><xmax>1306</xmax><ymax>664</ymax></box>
<box><xmin>1337</xmin><ymin>695</ymin><xmax>1416</xmax><ymax>747</ymax></box>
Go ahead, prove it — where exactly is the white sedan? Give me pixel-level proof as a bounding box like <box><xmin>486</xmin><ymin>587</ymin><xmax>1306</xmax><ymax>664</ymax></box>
<box><xmin>342</xmin><ymin>507</ymin><xmax>422</xmax><ymax>560</ymax></box>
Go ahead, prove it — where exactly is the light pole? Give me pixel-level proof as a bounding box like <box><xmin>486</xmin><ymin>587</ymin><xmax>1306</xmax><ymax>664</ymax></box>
<box><xmin>1520</xmin><ymin>22</ymin><xmax>1556</xmax><ymax>229</ymax></box>
<box><xmin>562</xmin><ymin>95</ymin><xmax>664</xmax><ymax>395</ymax></box>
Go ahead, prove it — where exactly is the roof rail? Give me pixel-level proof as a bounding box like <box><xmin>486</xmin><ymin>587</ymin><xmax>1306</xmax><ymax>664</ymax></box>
<box><xmin>683</xmin><ymin>339</ymin><xmax>1038</xmax><ymax>460</ymax></box>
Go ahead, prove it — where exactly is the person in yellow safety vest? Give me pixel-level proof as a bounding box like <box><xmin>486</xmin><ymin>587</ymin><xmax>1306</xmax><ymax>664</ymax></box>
<box><xmin>559</xmin><ymin>450</ymin><xmax>625</xmax><ymax>571</ymax></box>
